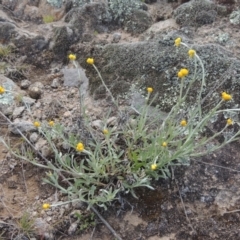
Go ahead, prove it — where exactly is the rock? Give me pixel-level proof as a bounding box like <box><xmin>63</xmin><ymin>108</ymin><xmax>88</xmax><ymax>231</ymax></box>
<box><xmin>12</xmin><ymin>106</ymin><xmax>25</xmax><ymax>119</ymax></box>
<box><xmin>28</xmin><ymin>82</ymin><xmax>44</xmax><ymax>99</ymax></box>
<box><xmin>65</xmin><ymin>2</ymin><xmax>110</xmax><ymax>41</ymax></box>
<box><xmin>0</xmin><ymin>21</ymin><xmax>16</xmax><ymax>44</ymax></box>
<box><xmin>68</xmin><ymin>221</ymin><xmax>79</xmax><ymax>235</ymax></box>
<box><xmin>91</xmin><ymin>119</ymin><xmax>103</xmax><ymax>129</ymax></box>
<box><xmin>174</xmin><ymin>0</ymin><xmax>227</xmax><ymax>27</ymax></box>
<box><xmin>62</xmin><ymin>68</ymin><xmax>89</xmax><ymax>89</ymax></box>
<box><xmin>230</xmin><ymin>10</ymin><xmax>240</xmax><ymax>25</ymax></box>
<box><xmin>51</xmin><ymin>78</ymin><xmax>60</xmax><ymax>88</ymax></box>
<box><xmin>112</xmin><ymin>32</ymin><xmax>121</xmax><ymax>43</ymax></box>
<box><xmin>107</xmin><ymin>116</ymin><xmax>117</xmax><ymax>126</ymax></box>
<box><xmin>41</xmin><ymin>146</ymin><xmax>52</xmax><ymax>158</ymax></box>
<box><xmin>9</xmin><ymin>121</ymin><xmax>36</xmax><ymax>134</ymax></box>
<box><xmin>51</xmin><ymin>26</ymin><xmax>73</xmax><ymax>61</ymax></box>
<box><xmin>20</xmin><ymin>79</ymin><xmax>31</xmax><ymax>89</ymax></box>
<box><xmin>23</xmin><ymin>5</ymin><xmax>42</xmax><ymax>23</ymax></box>
<box><xmin>144</xmin><ymin>0</ymin><xmax>157</xmax><ymax>3</ymax></box>
<box><xmin>22</xmin><ymin>96</ymin><xmax>36</xmax><ymax>107</ymax></box>
<box><xmin>35</xmin><ymin>138</ymin><xmax>47</xmax><ymax>151</ymax></box>
<box><xmin>13</xmin><ymin>35</ymin><xmax>49</xmax><ymax>67</ymax></box>
<box><xmin>30</xmin><ymin>132</ymin><xmax>39</xmax><ymax>143</ymax></box>
<box><xmin>63</xmin><ymin>111</ymin><xmax>71</xmax><ymax>117</ymax></box>
<box><xmin>124</xmin><ymin>9</ymin><xmax>153</xmax><ymax>34</ymax></box>
<box><xmin>0</xmin><ymin>75</ymin><xmax>19</xmax><ymax>107</ymax></box>
<box><xmin>2</xmin><ymin>0</ymin><xmax>18</xmax><ymax>11</ymax></box>
<box><xmin>82</xmin><ymin>32</ymin><xmax>93</xmax><ymax>42</ymax></box>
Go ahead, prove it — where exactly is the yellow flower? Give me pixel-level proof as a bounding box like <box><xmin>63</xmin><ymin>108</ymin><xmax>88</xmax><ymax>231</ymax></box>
<box><xmin>86</xmin><ymin>58</ymin><xmax>94</xmax><ymax>65</ymax></box>
<box><xmin>76</xmin><ymin>142</ymin><xmax>84</xmax><ymax>152</ymax></box>
<box><xmin>180</xmin><ymin>120</ymin><xmax>187</xmax><ymax>127</ymax></box>
<box><xmin>68</xmin><ymin>54</ymin><xmax>76</xmax><ymax>61</ymax></box>
<box><xmin>0</xmin><ymin>86</ymin><xmax>5</xmax><ymax>94</ymax></box>
<box><xmin>48</xmin><ymin>120</ymin><xmax>54</xmax><ymax>127</ymax></box>
<box><xmin>221</xmin><ymin>92</ymin><xmax>232</xmax><ymax>101</ymax></box>
<box><xmin>103</xmin><ymin>129</ymin><xmax>109</xmax><ymax>134</ymax></box>
<box><xmin>174</xmin><ymin>37</ymin><xmax>181</xmax><ymax>47</ymax></box>
<box><xmin>188</xmin><ymin>49</ymin><xmax>196</xmax><ymax>58</ymax></box>
<box><xmin>33</xmin><ymin>121</ymin><xmax>40</xmax><ymax>128</ymax></box>
<box><xmin>147</xmin><ymin>87</ymin><xmax>153</xmax><ymax>93</ymax></box>
<box><xmin>42</xmin><ymin>203</ymin><xmax>51</xmax><ymax>210</ymax></box>
<box><xmin>177</xmin><ymin>68</ymin><xmax>189</xmax><ymax>78</ymax></box>
<box><xmin>226</xmin><ymin>118</ymin><xmax>233</xmax><ymax>125</ymax></box>
<box><xmin>162</xmin><ymin>142</ymin><xmax>167</xmax><ymax>147</ymax></box>
<box><xmin>151</xmin><ymin>164</ymin><xmax>157</xmax><ymax>170</ymax></box>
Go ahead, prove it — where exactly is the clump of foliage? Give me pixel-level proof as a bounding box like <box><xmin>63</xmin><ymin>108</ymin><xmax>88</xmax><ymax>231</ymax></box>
<box><xmin>0</xmin><ymin>44</ymin><xmax>12</xmax><ymax>58</ymax></box>
<box><xmin>1</xmin><ymin>39</ymin><xmax>240</xmax><ymax>211</ymax></box>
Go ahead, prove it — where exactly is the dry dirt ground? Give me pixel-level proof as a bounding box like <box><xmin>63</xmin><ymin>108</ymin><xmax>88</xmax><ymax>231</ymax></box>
<box><xmin>1</xmin><ymin>0</ymin><xmax>240</xmax><ymax>239</ymax></box>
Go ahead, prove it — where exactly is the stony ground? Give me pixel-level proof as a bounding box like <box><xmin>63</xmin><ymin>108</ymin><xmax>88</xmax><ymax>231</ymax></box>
<box><xmin>1</xmin><ymin>0</ymin><xmax>240</xmax><ymax>239</ymax></box>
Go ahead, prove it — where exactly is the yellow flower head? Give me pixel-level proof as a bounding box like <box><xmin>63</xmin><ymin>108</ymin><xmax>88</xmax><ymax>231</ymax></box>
<box><xmin>151</xmin><ymin>164</ymin><xmax>157</xmax><ymax>171</ymax></box>
<box><xmin>180</xmin><ymin>119</ymin><xmax>187</xmax><ymax>127</ymax></box>
<box><xmin>147</xmin><ymin>87</ymin><xmax>153</xmax><ymax>93</ymax></box>
<box><xmin>48</xmin><ymin>120</ymin><xmax>54</xmax><ymax>127</ymax></box>
<box><xmin>221</xmin><ymin>92</ymin><xmax>232</xmax><ymax>101</ymax></box>
<box><xmin>42</xmin><ymin>203</ymin><xmax>51</xmax><ymax>210</ymax></box>
<box><xmin>188</xmin><ymin>49</ymin><xmax>196</xmax><ymax>58</ymax></box>
<box><xmin>174</xmin><ymin>37</ymin><xmax>181</xmax><ymax>47</ymax></box>
<box><xmin>33</xmin><ymin>121</ymin><xmax>40</xmax><ymax>128</ymax></box>
<box><xmin>162</xmin><ymin>142</ymin><xmax>167</xmax><ymax>147</ymax></box>
<box><xmin>76</xmin><ymin>142</ymin><xmax>84</xmax><ymax>152</ymax></box>
<box><xmin>86</xmin><ymin>58</ymin><xmax>94</xmax><ymax>65</ymax></box>
<box><xmin>0</xmin><ymin>86</ymin><xmax>5</xmax><ymax>94</ymax></box>
<box><xmin>177</xmin><ymin>68</ymin><xmax>189</xmax><ymax>78</ymax></box>
<box><xmin>68</xmin><ymin>54</ymin><xmax>76</xmax><ymax>61</ymax></box>
<box><xmin>226</xmin><ymin>118</ymin><xmax>233</xmax><ymax>125</ymax></box>
<box><xmin>103</xmin><ymin>129</ymin><xmax>109</xmax><ymax>134</ymax></box>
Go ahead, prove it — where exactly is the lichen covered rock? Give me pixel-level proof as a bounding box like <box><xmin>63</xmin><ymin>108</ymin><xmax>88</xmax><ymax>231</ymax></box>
<box><xmin>174</xmin><ymin>0</ymin><xmax>227</xmax><ymax>27</ymax></box>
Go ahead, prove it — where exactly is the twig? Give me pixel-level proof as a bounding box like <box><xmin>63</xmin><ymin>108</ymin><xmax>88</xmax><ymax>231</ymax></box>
<box><xmin>196</xmin><ymin>159</ymin><xmax>240</xmax><ymax>173</ymax></box>
<box><xmin>175</xmin><ymin>179</ymin><xmax>196</xmax><ymax>234</ymax></box>
<box><xmin>20</xmin><ymin>161</ymin><xmax>28</xmax><ymax>194</ymax></box>
<box><xmin>90</xmin><ymin>205</ymin><xmax>123</xmax><ymax>240</ymax></box>
<box><xmin>90</xmin><ymin>226</ymin><xmax>96</xmax><ymax>240</ymax></box>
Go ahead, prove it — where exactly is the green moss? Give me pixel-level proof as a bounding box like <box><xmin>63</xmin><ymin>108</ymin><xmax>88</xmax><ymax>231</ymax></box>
<box><xmin>43</xmin><ymin>15</ymin><xmax>55</xmax><ymax>23</ymax></box>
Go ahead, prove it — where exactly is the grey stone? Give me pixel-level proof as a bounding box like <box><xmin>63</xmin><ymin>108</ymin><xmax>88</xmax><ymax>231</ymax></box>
<box><xmin>9</xmin><ymin>121</ymin><xmax>36</xmax><ymax>134</ymax></box>
<box><xmin>12</xmin><ymin>106</ymin><xmax>25</xmax><ymax>119</ymax></box>
<box><xmin>91</xmin><ymin>119</ymin><xmax>103</xmax><ymax>129</ymax></box>
<box><xmin>79</xmin><ymin>30</ymin><xmax>240</xmax><ymax>112</ymax></box>
<box><xmin>68</xmin><ymin>221</ymin><xmax>79</xmax><ymax>235</ymax></box>
<box><xmin>144</xmin><ymin>0</ymin><xmax>157</xmax><ymax>3</ymax></box>
<box><xmin>28</xmin><ymin>86</ymin><xmax>42</xmax><ymax>99</ymax></box>
<box><xmin>107</xmin><ymin>116</ymin><xmax>117</xmax><ymax>126</ymax></box>
<box><xmin>30</xmin><ymin>132</ymin><xmax>39</xmax><ymax>143</ymax></box>
<box><xmin>124</xmin><ymin>9</ymin><xmax>152</xmax><ymax>34</ymax></box>
<box><xmin>22</xmin><ymin>96</ymin><xmax>36</xmax><ymax>106</ymax></box>
<box><xmin>65</xmin><ymin>2</ymin><xmax>110</xmax><ymax>41</ymax></box>
<box><xmin>41</xmin><ymin>146</ymin><xmax>52</xmax><ymax>158</ymax></box>
<box><xmin>29</xmin><ymin>82</ymin><xmax>44</xmax><ymax>99</ymax></box>
<box><xmin>0</xmin><ymin>75</ymin><xmax>19</xmax><ymax>106</ymax></box>
<box><xmin>112</xmin><ymin>32</ymin><xmax>121</xmax><ymax>43</ymax></box>
<box><xmin>174</xmin><ymin>0</ymin><xmax>227</xmax><ymax>27</ymax></box>
<box><xmin>51</xmin><ymin>78</ymin><xmax>60</xmax><ymax>88</ymax></box>
<box><xmin>230</xmin><ymin>10</ymin><xmax>240</xmax><ymax>25</ymax></box>
<box><xmin>20</xmin><ymin>79</ymin><xmax>31</xmax><ymax>89</ymax></box>
<box><xmin>62</xmin><ymin>68</ymin><xmax>89</xmax><ymax>92</ymax></box>
<box><xmin>35</xmin><ymin>138</ymin><xmax>47</xmax><ymax>151</ymax></box>
<box><xmin>0</xmin><ymin>22</ymin><xmax>16</xmax><ymax>44</ymax></box>
<box><xmin>51</xmin><ymin>26</ymin><xmax>73</xmax><ymax>61</ymax></box>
